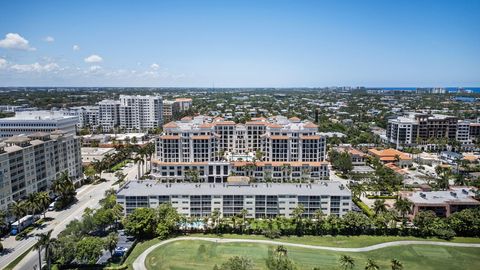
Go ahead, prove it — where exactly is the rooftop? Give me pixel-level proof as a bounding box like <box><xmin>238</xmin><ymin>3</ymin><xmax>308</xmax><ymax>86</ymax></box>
<box><xmin>405</xmin><ymin>189</ymin><xmax>480</xmax><ymax>205</ymax></box>
<box><xmin>117</xmin><ymin>180</ymin><xmax>351</xmax><ymax>197</ymax></box>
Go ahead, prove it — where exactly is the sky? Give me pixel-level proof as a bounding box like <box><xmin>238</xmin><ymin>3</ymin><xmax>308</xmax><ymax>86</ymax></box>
<box><xmin>0</xmin><ymin>0</ymin><xmax>479</xmax><ymax>87</ymax></box>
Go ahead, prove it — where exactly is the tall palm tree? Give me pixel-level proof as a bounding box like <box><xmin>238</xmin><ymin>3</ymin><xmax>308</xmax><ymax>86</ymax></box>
<box><xmin>36</xmin><ymin>192</ymin><xmax>51</xmax><ymax>218</ymax></box>
<box><xmin>394</xmin><ymin>197</ymin><xmax>413</xmax><ymax>226</ymax></box>
<box><xmin>134</xmin><ymin>155</ymin><xmax>145</xmax><ymax>180</ymax></box>
<box><xmin>365</xmin><ymin>258</ymin><xmax>379</xmax><ymax>270</ymax></box>
<box><xmin>0</xmin><ymin>210</ymin><xmax>7</xmax><ymax>229</ymax></box>
<box><xmin>240</xmin><ymin>208</ymin><xmax>248</xmax><ymax>233</ymax></box>
<box><xmin>34</xmin><ymin>230</ymin><xmax>56</xmax><ymax>270</ymax></box>
<box><xmin>391</xmin><ymin>258</ymin><xmax>403</xmax><ymax>270</ymax></box>
<box><xmin>26</xmin><ymin>193</ymin><xmax>41</xmax><ymax>215</ymax></box>
<box><xmin>339</xmin><ymin>255</ymin><xmax>355</xmax><ymax>270</ymax></box>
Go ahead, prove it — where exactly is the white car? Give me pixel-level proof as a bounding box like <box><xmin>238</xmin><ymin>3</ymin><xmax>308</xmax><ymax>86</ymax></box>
<box><xmin>47</xmin><ymin>202</ymin><xmax>56</xmax><ymax>211</ymax></box>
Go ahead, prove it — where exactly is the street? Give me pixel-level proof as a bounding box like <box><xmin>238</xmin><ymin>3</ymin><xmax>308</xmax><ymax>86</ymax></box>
<box><xmin>0</xmin><ymin>160</ymin><xmax>142</xmax><ymax>270</ymax></box>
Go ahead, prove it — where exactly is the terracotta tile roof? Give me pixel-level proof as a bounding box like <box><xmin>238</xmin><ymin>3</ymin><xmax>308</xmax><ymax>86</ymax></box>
<box><xmin>199</xmin><ymin>123</ymin><xmax>215</xmax><ymax>128</ymax></box>
<box><xmin>270</xmin><ymin>135</ymin><xmax>290</xmax><ymax>140</ymax></box>
<box><xmin>304</xmin><ymin>122</ymin><xmax>318</xmax><ymax>128</ymax></box>
<box><xmin>175</xmin><ymin>98</ymin><xmax>192</xmax><ymax>102</ymax></box>
<box><xmin>163</xmin><ymin>122</ymin><xmax>179</xmax><ymax>128</ymax></box>
<box><xmin>289</xmin><ymin>117</ymin><xmax>301</xmax><ymax>122</ymax></box>
<box><xmin>368</xmin><ymin>148</ymin><xmax>412</xmax><ymax>161</ymax></box>
<box><xmin>181</xmin><ymin>116</ymin><xmax>193</xmax><ymax>121</ymax></box>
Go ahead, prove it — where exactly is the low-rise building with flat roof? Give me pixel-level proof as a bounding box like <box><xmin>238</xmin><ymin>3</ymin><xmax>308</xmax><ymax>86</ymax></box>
<box><xmin>116</xmin><ymin>180</ymin><xmax>351</xmax><ymax>218</ymax></box>
<box><xmin>401</xmin><ymin>188</ymin><xmax>479</xmax><ymax>218</ymax></box>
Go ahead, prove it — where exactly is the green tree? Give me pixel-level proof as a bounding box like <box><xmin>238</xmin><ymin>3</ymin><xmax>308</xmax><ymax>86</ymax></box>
<box><xmin>75</xmin><ymin>236</ymin><xmax>105</xmax><ymax>264</ymax></box>
<box><xmin>265</xmin><ymin>246</ymin><xmax>297</xmax><ymax>270</ymax></box>
<box><xmin>34</xmin><ymin>230</ymin><xmax>56</xmax><ymax>270</ymax></box>
<box><xmin>217</xmin><ymin>256</ymin><xmax>254</xmax><ymax>270</ymax></box>
<box><xmin>156</xmin><ymin>203</ymin><xmax>181</xmax><ymax>239</ymax></box>
<box><xmin>339</xmin><ymin>255</ymin><xmax>355</xmax><ymax>270</ymax></box>
<box><xmin>124</xmin><ymin>207</ymin><xmax>157</xmax><ymax>239</ymax></box>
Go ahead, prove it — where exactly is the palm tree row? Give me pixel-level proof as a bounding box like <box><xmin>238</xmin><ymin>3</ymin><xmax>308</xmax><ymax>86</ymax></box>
<box><xmin>340</xmin><ymin>255</ymin><xmax>403</xmax><ymax>270</ymax></box>
<box><xmin>8</xmin><ymin>191</ymin><xmax>52</xmax><ymax>221</ymax></box>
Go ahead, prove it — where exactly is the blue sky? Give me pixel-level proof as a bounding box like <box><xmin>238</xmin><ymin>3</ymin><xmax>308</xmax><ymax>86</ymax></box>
<box><xmin>0</xmin><ymin>0</ymin><xmax>479</xmax><ymax>87</ymax></box>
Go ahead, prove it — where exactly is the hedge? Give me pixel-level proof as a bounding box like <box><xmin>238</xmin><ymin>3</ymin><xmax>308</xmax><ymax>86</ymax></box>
<box><xmin>353</xmin><ymin>197</ymin><xmax>374</xmax><ymax>217</ymax></box>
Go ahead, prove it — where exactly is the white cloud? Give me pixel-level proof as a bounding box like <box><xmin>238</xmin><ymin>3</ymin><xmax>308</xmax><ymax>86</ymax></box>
<box><xmin>84</xmin><ymin>54</ymin><xmax>103</xmax><ymax>63</ymax></box>
<box><xmin>43</xmin><ymin>36</ymin><xmax>55</xmax><ymax>43</ymax></box>
<box><xmin>11</xmin><ymin>62</ymin><xmax>59</xmax><ymax>72</ymax></box>
<box><xmin>73</xmin><ymin>45</ymin><xmax>80</xmax><ymax>51</ymax></box>
<box><xmin>0</xmin><ymin>33</ymin><xmax>36</xmax><ymax>51</ymax></box>
<box><xmin>0</xmin><ymin>58</ymin><xmax>7</xmax><ymax>69</ymax></box>
<box><xmin>150</xmin><ymin>63</ymin><xmax>160</xmax><ymax>70</ymax></box>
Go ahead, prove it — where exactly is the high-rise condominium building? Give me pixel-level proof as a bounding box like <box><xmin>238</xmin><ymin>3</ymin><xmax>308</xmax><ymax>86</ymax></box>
<box><xmin>152</xmin><ymin>115</ymin><xmax>329</xmax><ymax>183</ymax></box>
<box><xmin>116</xmin><ymin>180</ymin><xmax>351</xmax><ymax>217</ymax></box>
<box><xmin>119</xmin><ymin>95</ymin><xmax>163</xmax><ymax>131</ymax></box>
<box><xmin>0</xmin><ymin>111</ymin><xmax>78</xmax><ymax>138</ymax></box>
<box><xmin>0</xmin><ymin>131</ymin><xmax>83</xmax><ymax>211</ymax></box>
<box><xmin>98</xmin><ymin>100</ymin><xmax>120</xmax><ymax>132</ymax></box>
<box><xmin>386</xmin><ymin>112</ymin><xmax>465</xmax><ymax>148</ymax></box>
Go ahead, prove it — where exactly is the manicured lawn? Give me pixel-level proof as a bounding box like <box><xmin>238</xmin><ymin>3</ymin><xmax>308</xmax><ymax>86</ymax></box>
<box><xmin>187</xmin><ymin>233</ymin><xmax>480</xmax><ymax>248</ymax></box>
<box><xmin>144</xmin><ymin>240</ymin><xmax>480</xmax><ymax>270</ymax></box>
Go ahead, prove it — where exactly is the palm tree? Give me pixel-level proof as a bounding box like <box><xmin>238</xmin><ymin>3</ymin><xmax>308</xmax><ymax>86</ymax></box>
<box><xmin>339</xmin><ymin>255</ymin><xmax>355</xmax><ymax>270</ymax></box>
<box><xmin>365</xmin><ymin>258</ymin><xmax>379</xmax><ymax>270</ymax></box>
<box><xmin>104</xmin><ymin>232</ymin><xmax>119</xmax><ymax>257</ymax></box>
<box><xmin>36</xmin><ymin>192</ymin><xmax>51</xmax><ymax>218</ymax></box>
<box><xmin>0</xmin><ymin>210</ymin><xmax>7</xmax><ymax>229</ymax></box>
<box><xmin>9</xmin><ymin>201</ymin><xmax>27</xmax><ymax>222</ymax></box>
<box><xmin>373</xmin><ymin>199</ymin><xmax>387</xmax><ymax>216</ymax></box>
<box><xmin>313</xmin><ymin>209</ymin><xmax>324</xmax><ymax>235</ymax></box>
<box><xmin>26</xmin><ymin>193</ymin><xmax>41</xmax><ymax>215</ymax></box>
<box><xmin>91</xmin><ymin>159</ymin><xmax>105</xmax><ymax>180</ymax></box>
<box><xmin>240</xmin><ymin>208</ymin><xmax>248</xmax><ymax>233</ymax></box>
<box><xmin>394</xmin><ymin>197</ymin><xmax>412</xmax><ymax>226</ymax></box>
<box><xmin>34</xmin><ymin>230</ymin><xmax>55</xmax><ymax>270</ymax></box>
<box><xmin>391</xmin><ymin>259</ymin><xmax>403</xmax><ymax>270</ymax></box>
<box><xmin>134</xmin><ymin>155</ymin><xmax>145</xmax><ymax>180</ymax></box>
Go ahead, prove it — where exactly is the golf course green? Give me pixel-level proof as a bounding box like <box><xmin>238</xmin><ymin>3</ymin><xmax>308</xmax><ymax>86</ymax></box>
<box><xmin>144</xmin><ymin>240</ymin><xmax>480</xmax><ymax>270</ymax></box>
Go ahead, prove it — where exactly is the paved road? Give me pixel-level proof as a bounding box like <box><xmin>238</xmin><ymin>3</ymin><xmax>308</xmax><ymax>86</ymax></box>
<box><xmin>0</xmin><ymin>160</ymin><xmax>142</xmax><ymax>270</ymax></box>
<box><xmin>132</xmin><ymin>237</ymin><xmax>480</xmax><ymax>270</ymax></box>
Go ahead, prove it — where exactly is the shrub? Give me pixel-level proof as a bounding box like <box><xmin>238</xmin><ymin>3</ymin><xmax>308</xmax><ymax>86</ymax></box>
<box><xmin>353</xmin><ymin>197</ymin><xmax>374</xmax><ymax>217</ymax></box>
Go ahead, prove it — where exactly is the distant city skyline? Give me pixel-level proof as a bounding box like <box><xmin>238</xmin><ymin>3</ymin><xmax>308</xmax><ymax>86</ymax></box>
<box><xmin>0</xmin><ymin>0</ymin><xmax>479</xmax><ymax>87</ymax></box>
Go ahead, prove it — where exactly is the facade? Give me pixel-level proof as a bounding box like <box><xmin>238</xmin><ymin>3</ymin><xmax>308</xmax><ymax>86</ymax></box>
<box><xmin>0</xmin><ymin>111</ymin><xmax>78</xmax><ymax>138</ymax></box>
<box><xmin>64</xmin><ymin>106</ymin><xmax>100</xmax><ymax>129</ymax></box>
<box><xmin>119</xmin><ymin>95</ymin><xmax>163</xmax><ymax>131</ymax></box>
<box><xmin>152</xmin><ymin>115</ymin><xmax>329</xmax><ymax>182</ymax></box>
<box><xmin>116</xmin><ymin>180</ymin><xmax>351</xmax><ymax>217</ymax></box>
<box><xmin>98</xmin><ymin>100</ymin><xmax>121</xmax><ymax>132</ymax></box>
<box><xmin>402</xmin><ymin>188</ymin><xmax>479</xmax><ymax>218</ymax></box>
<box><xmin>387</xmin><ymin>113</ymin><xmax>458</xmax><ymax>148</ymax></box>
<box><xmin>162</xmin><ymin>98</ymin><xmax>193</xmax><ymax>123</ymax></box>
<box><xmin>0</xmin><ymin>131</ymin><xmax>83</xmax><ymax>211</ymax></box>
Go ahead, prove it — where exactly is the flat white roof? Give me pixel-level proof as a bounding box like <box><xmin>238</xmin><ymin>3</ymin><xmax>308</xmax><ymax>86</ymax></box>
<box><xmin>118</xmin><ymin>180</ymin><xmax>351</xmax><ymax>197</ymax></box>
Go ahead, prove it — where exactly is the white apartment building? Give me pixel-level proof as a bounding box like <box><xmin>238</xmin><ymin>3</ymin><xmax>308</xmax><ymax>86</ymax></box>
<box><xmin>0</xmin><ymin>111</ymin><xmax>78</xmax><ymax>138</ymax></box>
<box><xmin>63</xmin><ymin>106</ymin><xmax>100</xmax><ymax>129</ymax></box>
<box><xmin>119</xmin><ymin>95</ymin><xmax>163</xmax><ymax>131</ymax></box>
<box><xmin>98</xmin><ymin>100</ymin><xmax>120</xmax><ymax>132</ymax></box>
<box><xmin>116</xmin><ymin>180</ymin><xmax>351</xmax><ymax>217</ymax></box>
<box><xmin>152</xmin><ymin>115</ymin><xmax>329</xmax><ymax>182</ymax></box>
<box><xmin>0</xmin><ymin>131</ymin><xmax>83</xmax><ymax>211</ymax></box>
